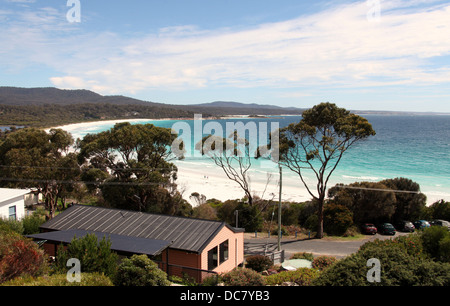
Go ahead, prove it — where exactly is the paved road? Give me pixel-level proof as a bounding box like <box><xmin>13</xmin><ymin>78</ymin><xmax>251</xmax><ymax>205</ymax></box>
<box><xmin>244</xmin><ymin>232</ymin><xmax>411</xmax><ymax>259</ymax></box>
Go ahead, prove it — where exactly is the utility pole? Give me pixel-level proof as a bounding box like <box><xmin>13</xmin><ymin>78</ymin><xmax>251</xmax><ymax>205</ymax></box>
<box><xmin>278</xmin><ymin>164</ymin><xmax>282</xmax><ymax>251</ymax></box>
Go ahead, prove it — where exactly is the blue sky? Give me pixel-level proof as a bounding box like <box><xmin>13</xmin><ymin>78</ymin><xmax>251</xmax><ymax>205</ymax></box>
<box><xmin>1</xmin><ymin>0</ymin><xmax>450</xmax><ymax>112</ymax></box>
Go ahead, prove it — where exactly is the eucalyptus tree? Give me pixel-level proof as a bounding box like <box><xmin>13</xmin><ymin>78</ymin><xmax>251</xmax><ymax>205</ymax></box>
<box><xmin>77</xmin><ymin>122</ymin><xmax>187</xmax><ymax>214</ymax></box>
<box><xmin>0</xmin><ymin>128</ymin><xmax>80</xmax><ymax>218</ymax></box>
<box><xmin>196</xmin><ymin>131</ymin><xmax>255</xmax><ymax>206</ymax></box>
<box><xmin>277</xmin><ymin>102</ymin><xmax>376</xmax><ymax>238</ymax></box>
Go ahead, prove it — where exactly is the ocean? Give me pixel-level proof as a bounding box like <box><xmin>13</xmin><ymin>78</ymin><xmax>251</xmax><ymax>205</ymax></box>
<box><xmin>65</xmin><ymin>114</ymin><xmax>450</xmax><ymax>205</ymax></box>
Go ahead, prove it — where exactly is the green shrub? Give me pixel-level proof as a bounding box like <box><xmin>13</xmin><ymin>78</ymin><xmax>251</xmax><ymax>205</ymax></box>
<box><xmin>323</xmin><ymin>203</ymin><xmax>354</xmax><ymax>236</ymax></box>
<box><xmin>439</xmin><ymin>236</ymin><xmax>450</xmax><ymax>262</ymax></box>
<box><xmin>0</xmin><ymin>218</ymin><xmax>23</xmax><ymax>234</ymax></box>
<box><xmin>265</xmin><ymin>268</ymin><xmax>320</xmax><ymax>286</ymax></box>
<box><xmin>114</xmin><ymin>254</ymin><xmax>170</xmax><ymax>286</ymax></box>
<box><xmin>168</xmin><ymin>275</ymin><xmax>184</xmax><ymax>284</ymax></box>
<box><xmin>54</xmin><ymin>233</ymin><xmax>118</xmax><ymax>278</ymax></box>
<box><xmin>313</xmin><ymin>236</ymin><xmax>450</xmax><ymax>286</ymax></box>
<box><xmin>290</xmin><ymin>252</ymin><xmax>314</xmax><ymax>261</ymax></box>
<box><xmin>312</xmin><ymin>256</ymin><xmax>338</xmax><ymax>271</ymax></box>
<box><xmin>201</xmin><ymin>274</ymin><xmax>220</xmax><ymax>286</ymax></box>
<box><xmin>420</xmin><ymin>226</ymin><xmax>450</xmax><ymax>262</ymax></box>
<box><xmin>221</xmin><ymin>268</ymin><xmax>266</xmax><ymax>286</ymax></box>
<box><xmin>304</xmin><ymin>214</ymin><xmax>318</xmax><ymax>231</ymax></box>
<box><xmin>398</xmin><ymin>233</ymin><xmax>425</xmax><ymax>258</ymax></box>
<box><xmin>245</xmin><ymin>255</ymin><xmax>273</xmax><ymax>272</ymax></box>
<box><xmin>1</xmin><ymin>273</ymin><xmax>113</xmax><ymax>286</ymax></box>
<box><xmin>21</xmin><ymin>213</ymin><xmax>46</xmax><ymax>235</ymax></box>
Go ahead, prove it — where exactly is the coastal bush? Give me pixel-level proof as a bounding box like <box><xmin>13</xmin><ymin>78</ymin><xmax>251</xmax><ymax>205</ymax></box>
<box><xmin>1</xmin><ymin>272</ymin><xmax>113</xmax><ymax>286</ymax></box>
<box><xmin>0</xmin><ymin>229</ymin><xmax>47</xmax><ymax>283</ymax></box>
<box><xmin>113</xmin><ymin>254</ymin><xmax>170</xmax><ymax>286</ymax></box>
<box><xmin>221</xmin><ymin>268</ymin><xmax>266</xmax><ymax>286</ymax></box>
<box><xmin>290</xmin><ymin>252</ymin><xmax>315</xmax><ymax>261</ymax></box>
<box><xmin>245</xmin><ymin>255</ymin><xmax>273</xmax><ymax>272</ymax></box>
<box><xmin>438</xmin><ymin>236</ymin><xmax>450</xmax><ymax>262</ymax></box>
<box><xmin>428</xmin><ymin>199</ymin><xmax>450</xmax><ymax>221</ymax></box>
<box><xmin>323</xmin><ymin>203</ymin><xmax>353</xmax><ymax>236</ymax></box>
<box><xmin>311</xmin><ymin>256</ymin><xmax>338</xmax><ymax>271</ymax></box>
<box><xmin>312</xmin><ymin>236</ymin><xmax>450</xmax><ymax>286</ymax></box>
<box><xmin>303</xmin><ymin>214</ymin><xmax>318</xmax><ymax>232</ymax></box>
<box><xmin>21</xmin><ymin>211</ymin><xmax>46</xmax><ymax>235</ymax></box>
<box><xmin>420</xmin><ymin>226</ymin><xmax>450</xmax><ymax>262</ymax></box>
<box><xmin>201</xmin><ymin>274</ymin><xmax>221</xmax><ymax>286</ymax></box>
<box><xmin>328</xmin><ymin>181</ymin><xmax>396</xmax><ymax>225</ymax></box>
<box><xmin>265</xmin><ymin>268</ymin><xmax>320</xmax><ymax>286</ymax></box>
<box><xmin>54</xmin><ymin>233</ymin><xmax>118</xmax><ymax>278</ymax></box>
<box><xmin>0</xmin><ymin>218</ymin><xmax>23</xmax><ymax>234</ymax></box>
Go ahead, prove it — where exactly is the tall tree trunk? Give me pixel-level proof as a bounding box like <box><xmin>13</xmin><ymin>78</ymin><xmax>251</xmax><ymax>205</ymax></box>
<box><xmin>316</xmin><ymin>196</ymin><xmax>325</xmax><ymax>239</ymax></box>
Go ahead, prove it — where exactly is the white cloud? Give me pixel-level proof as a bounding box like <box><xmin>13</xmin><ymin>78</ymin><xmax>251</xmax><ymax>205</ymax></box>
<box><xmin>2</xmin><ymin>1</ymin><xmax>450</xmax><ymax>97</ymax></box>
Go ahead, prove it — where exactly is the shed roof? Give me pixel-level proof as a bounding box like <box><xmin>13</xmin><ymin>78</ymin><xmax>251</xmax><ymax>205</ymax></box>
<box><xmin>40</xmin><ymin>205</ymin><xmax>243</xmax><ymax>253</ymax></box>
<box><xmin>27</xmin><ymin>229</ymin><xmax>171</xmax><ymax>256</ymax></box>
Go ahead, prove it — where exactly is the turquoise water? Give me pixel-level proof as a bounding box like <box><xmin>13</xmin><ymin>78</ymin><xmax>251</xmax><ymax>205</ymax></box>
<box><xmin>66</xmin><ymin>114</ymin><xmax>450</xmax><ymax>204</ymax></box>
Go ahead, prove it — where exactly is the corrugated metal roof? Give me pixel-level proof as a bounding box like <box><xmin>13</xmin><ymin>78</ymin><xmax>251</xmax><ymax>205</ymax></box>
<box><xmin>27</xmin><ymin>229</ymin><xmax>171</xmax><ymax>256</ymax></box>
<box><xmin>40</xmin><ymin>205</ymin><xmax>241</xmax><ymax>253</ymax></box>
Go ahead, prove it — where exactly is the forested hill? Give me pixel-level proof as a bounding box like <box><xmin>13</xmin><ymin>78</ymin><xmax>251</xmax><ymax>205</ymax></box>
<box><xmin>0</xmin><ymin>87</ymin><xmax>304</xmax><ymax>128</ymax></box>
<box><xmin>0</xmin><ymin>87</ymin><xmax>159</xmax><ymax>106</ymax></box>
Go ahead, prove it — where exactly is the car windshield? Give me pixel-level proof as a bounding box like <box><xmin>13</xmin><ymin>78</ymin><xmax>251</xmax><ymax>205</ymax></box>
<box><xmin>385</xmin><ymin>224</ymin><xmax>393</xmax><ymax>228</ymax></box>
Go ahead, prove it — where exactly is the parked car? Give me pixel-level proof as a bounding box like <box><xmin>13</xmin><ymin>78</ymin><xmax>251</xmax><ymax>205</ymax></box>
<box><xmin>395</xmin><ymin>221</ymin><xmax>415</xmax><ymax>232</ymax></box>
<box><xmin>413</xmin><ymin>220</ymin><xmax>430</xmax><ymax>230</ymax></box>
<box><xmin>430</xmin><ymin>219</ymin><xmax>450</xmax><ymax>231</ymax></box>
<box><xmin>361</xmin><ymin>223</ymin><xmax>377</xmax><ymax>235</ymax></box>
<box><xmin>378</xmin><ymin>223</ymin><xmax>396</xmax><ymax>235</ymax></box>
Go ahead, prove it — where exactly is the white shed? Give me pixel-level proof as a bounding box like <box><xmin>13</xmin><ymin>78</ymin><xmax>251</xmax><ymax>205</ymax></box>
<box><xmin>0</xmin><ymin>188</ymin><xmax>31</xmax><ymax>221</ymax></box>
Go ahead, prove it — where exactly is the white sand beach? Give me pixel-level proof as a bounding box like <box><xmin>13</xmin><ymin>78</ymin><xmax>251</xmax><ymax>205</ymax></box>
<box><xmin>174</xmin><ymin>160</ymin><xmax>313</xmax><ymax>206</ymax></box>
<box><xmin>48</xmin><ymin>118</ymin><xmax>445</xmax><ymax>206</ymax></box>
<box><xmin>48</xmin><ymin>118</ymin><xmax>313</xmax><ymax>206</ymax></box>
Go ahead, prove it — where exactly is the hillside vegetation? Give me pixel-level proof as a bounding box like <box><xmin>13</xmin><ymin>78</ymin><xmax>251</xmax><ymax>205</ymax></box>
<box><xmin>0</xmin><ymin>87</ymin><xmax>304</xmax><ymax>128</ymax></box>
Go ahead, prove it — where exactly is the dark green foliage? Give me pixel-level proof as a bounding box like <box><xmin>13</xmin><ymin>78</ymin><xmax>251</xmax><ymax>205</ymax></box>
<box><xmin>245</xmin><ymin>255</ymin><xmax>273</xmax><ymax>272</ymax></box>
<box><xmin>221</xmin><ymin>268</ymin><xmax>266</xmax><ymax>286</ymax></box>
<box><xmin>329</xmin><ymin>177</ymin><xmax>429</xmax><ymax>227</ymax></box>
<box><xmin>428</xmin><ymin>199</ymin><xmax>450</xmax><ymax>221</ymax></box>
<box><xmin>328</xmin><ymin>181</ymin><xmax>396</xmax><ymax>225</ymax></box>
<box><xmin>312</xmin><ymin>256</ymin><xmax>338</xmax><ymax>271</ymax></box>
<box><xmin>113</xmin><ymin>254</ymin><xmax>170</xmax><ymax>286</ymax></box>
<box><xmin>420</xmin><ymin>226</ymin><xmax>450</xmax><ymax>262</ymax></box>
<box><xmin>0</xmin><ymin>128</ymin><xmax>80</xmax><ymax>218</ymax></box>
<box><xmin>0</xmin><ymin>103</ymin><xmax>194</xmax><ymax>128</ymax></box>
<box><xmin>323</xmin><ymin>203</ymin><xmax>354</xmax><ymax>236</ymax></box>
<box><xmin>277</xmin><ymin>102</ymin><xmax>376</xmax><ymax>238</ymax></box>
<box><xmin>235</xmin><ymin>201</ymin><xmax>263</xmax><ymax>232</ymax></box>
<box><xmin>312</xmin><ymin>234</ymin><xmax>450</xmax><ymax>286</ymax></box>
<box><xmin>0</xmin><ymin>87</ymin><xmax>301</xmax><ymax>128</ymax></box>
<box><xmin>78</xmin><ymin>122</ymin><xmax>192</xmax><ymax>216</ymax></box>
<box><xmin>380</xmin><ymin>177</ymin><xmax>427</xmax><ymax>223</ymax></box>
<box><xmin>290</xmin><ymin>252</ymin><xmax>315</xmax><ymax>261</ymax></box>
<box><xmin>1</xmin><ymin>272</ymin><xmax>113</xmax><ymax>286</ymax></box>
<box><xmin>264</xmin><ymin>268</ymin><xmax>320</xmax><ymax>286</ymax></box>
<box><xmin>0</xmin><ymin>218</ymin><xmax>23</xmax><ymax>234</ymax></box>
<box><xmin>21</xmin><ymin>212</ymin><xmax>46</xmax><ymax>235</ymax></box>
<box><xmin>55</xmin><ymin>233</ymin><xmax>118</xmax><ymax>278</ymax></box>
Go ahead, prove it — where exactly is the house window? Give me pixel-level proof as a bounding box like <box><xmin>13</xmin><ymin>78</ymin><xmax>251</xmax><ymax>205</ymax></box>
<box><xmin>219</xmin><ymin>240</ymin><xmax>229</xmax><ymax>264</ymax></box>
<box><xmin>8</xmin><ymin>206</ymin><xmax>16</xmax><ymax>220</ymax></box>
<box><xmin>207</xmin><ymin>247</ymin><xmax>218</xmax><ymax>270</ymax></box>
